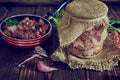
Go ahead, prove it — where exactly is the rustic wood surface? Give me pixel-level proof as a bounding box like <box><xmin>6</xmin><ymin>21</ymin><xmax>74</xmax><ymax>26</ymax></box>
<box><xmin>0</xmin><ymin>2</ymin><xmax>120</xmax><ymax>80</ymax></box>
<box><xmin>0</xmin><ymin>0</ymin><xmax>63</xmax><ymax>6</ymax></box>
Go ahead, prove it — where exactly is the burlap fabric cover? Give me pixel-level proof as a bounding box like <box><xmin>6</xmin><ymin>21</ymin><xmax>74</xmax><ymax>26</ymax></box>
<box><xmin>58</xmin><ymin>0</ymin><xmax>108</xmax><ymax>46</ymax></box>
<box><xmin>51</xmin><ymin>0</ymin><xmax>120</xmax><ymax>71</ymax></box>
<box><xmin>51</xmin><ymin>38</ymin><xmax>120</xmax><ymax>71</ymax></box>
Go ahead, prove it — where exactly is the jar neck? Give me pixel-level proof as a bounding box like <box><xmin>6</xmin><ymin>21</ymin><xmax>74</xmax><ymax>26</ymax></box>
<box><xmin>68</xmin><ymin>13</ymin><xmax>107</xmax><ymax>22</ymax></box>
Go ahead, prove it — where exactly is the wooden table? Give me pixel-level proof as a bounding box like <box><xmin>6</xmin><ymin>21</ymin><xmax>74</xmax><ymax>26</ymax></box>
<box><xmin>0</xmin><ymin>2</ymin><xmax>120</xmax><ymax>80</ymax></box>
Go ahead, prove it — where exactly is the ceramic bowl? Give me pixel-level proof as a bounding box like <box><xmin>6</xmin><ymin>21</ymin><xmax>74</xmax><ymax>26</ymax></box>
<box><xmin>0</xmin><ymin>14</ymin><xmax>52</xmax><ymax>48</ymax></box>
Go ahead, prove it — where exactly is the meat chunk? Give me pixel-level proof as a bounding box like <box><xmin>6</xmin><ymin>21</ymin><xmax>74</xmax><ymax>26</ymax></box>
<box><xmin>68</xmin><ymin>25</ymin><xmax>105</xmax><ymax>58</ymax></box>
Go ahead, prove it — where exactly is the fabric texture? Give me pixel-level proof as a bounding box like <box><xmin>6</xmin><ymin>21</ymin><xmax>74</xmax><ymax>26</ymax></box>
<box><xmin>65</xmin><ymin>0</ymin><xmax>108</xmax><ymax>19</ymax></box>
<box><xmin>51</xmin><ymin>37</ymin><xmax>120</xmax><ymax>71</ymax></box>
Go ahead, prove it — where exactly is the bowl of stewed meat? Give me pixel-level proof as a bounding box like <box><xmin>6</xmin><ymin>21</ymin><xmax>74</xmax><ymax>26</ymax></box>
<box><xmin>0</xmin><ymin>14</ymin><xmax>52</xmax><ymax>48</ymax></box>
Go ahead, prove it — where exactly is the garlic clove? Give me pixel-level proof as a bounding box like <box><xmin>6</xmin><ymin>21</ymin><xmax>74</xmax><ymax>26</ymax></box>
<box><xmin>34</xmin><ymin>46</ymin><xmax>48</xmax><ymax>57</ymax></box>
<box><xmin>37</xmin><ymin>61</ymin><xmax>58</xmax><ymax>72</ymax></box>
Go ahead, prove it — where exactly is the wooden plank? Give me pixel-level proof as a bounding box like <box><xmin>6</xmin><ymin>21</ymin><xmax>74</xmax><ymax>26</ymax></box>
<box><xmin>35</xmin><ymin>5</ymin><xmax>56</xmax><ymax>17</ymax></box>
<box><xmin>51</xmin><ymin>70</ymin><xmax>63</xmax><ymax>80</ymax></box>
<box><xmin>0</xmin><ymin>0</ymin><xmax>62</xmax><ymax>6</ymax></box>
<box><xmin>4</xmin><ymin>6</ymin><xmax>36</xmax><ymax>17</ymax></box>
<box><xmin>51</xmin><ymin>69</ymin><xmax>86</xmax><ymax>80</ymax></box>
<box><xmin>101</xmin><ymin>0</ymin><xmax>120</xmax><ymax>2</ymax></box>
<box><xmin>20</xmin><ymin>66</ymin><xmax>36</xmax><ymax>80</ymax></box>
<box><xmin>87</xmin><ymin>70</ymin><xmax>117</xmax><ymax>80</ymax></box>
<box><xmin>0</xmin><ymin>0</ymin><xmax>62</xmax><ymax>3</ymax></box>
<box><xmin>0</xmin><ymin>47</ymin><xmax>20</xmax><ymax>80</ymax></box>
<box><xmin>19</xmin><ymin>55</ymin><xmax>38</xmax><ymax>80</ymax></box>
<box><xmin>108</xmin><ymin>6</ymin><xmax>115</xmax><ymax>20</ymax></box>
<box><xmin>109</xmin><ymin>6</ymin><xmax>120</xmax><ymax>20</ymax></box>
<box><xmin>0</xmin><ymin>43</ymin><xmax>34</xmax><ymax>80</ymax></box>
<box><xmin>88</xmin><ymin>70</ymin><xmax>103</xmax><ymax>80</ymax></box>
<box><xmin>101</xmin><ymin>0</ymin><xmax>120</xmax><ymax>5</ymax></box>
<box><xmin>107</xmin><ymin>68</ymin><xmax>120</xmax><ymax>80</ymax></box>
<box><xmin>112</xmin><ymin>62</ymin><xmax>120</xmax><ymax>80</ymax></box>
<box><xmin>110</xmin><ymin>6</ymin><xmax>120</xmax><ymax>20</ymax></box>
<box><xmin>85</xmin><ymin>70</ymin><xmax>90</xmax><ymax>80</ymax></box>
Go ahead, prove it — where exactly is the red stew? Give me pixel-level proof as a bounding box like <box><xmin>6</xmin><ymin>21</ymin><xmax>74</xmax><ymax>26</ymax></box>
<box><xmin>3</xmin><ymin>17</ymin><xmax>49</xmax><ymax>39</ymax></box>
